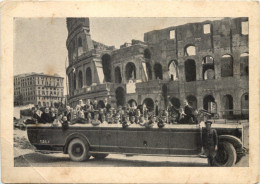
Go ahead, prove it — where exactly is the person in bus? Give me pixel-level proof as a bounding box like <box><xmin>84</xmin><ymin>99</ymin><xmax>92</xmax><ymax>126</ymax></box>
<box><xmin>122</xmin><ymin>115</ymin><xmax>131</xmax><ymax>128</ymax></box>
<box><xmin>64</xmin><ymin>106</ymin><xmax>71</xmax><ymax>122</ymax></box>
<box><xmin>91</xmin><ymin>111</ymin><xmax>101</xmax><ymax>126</ymax></box>
<box><xmin>40</xmin><ymin>108</ymin><xmax>53</xmax><ymax>123</ymax></box>
<box><xmin>183</xmin><ymin>99</ymin><xmax>196</xmax><ymax>124</ymax></box>
<box><xmin>104</xmin><ymin>97</ymin><xmax>111</xmax><ymax>112</ymax></box>
<box><xmin>92</xmin><ymin>99</ymin><xmax>99</xmax><ymax>111</ymax></box>
<box><xmin>32</xmin><ymin>106</ymin><xmax>42</xmax><ymax>123</ymax></box>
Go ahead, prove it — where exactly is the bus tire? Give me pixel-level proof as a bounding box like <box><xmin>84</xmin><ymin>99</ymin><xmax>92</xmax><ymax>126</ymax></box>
<box><xmin>212</xmin><ymin>141</ymin><xmax>237</xmax><ymax>167</ymax></box>
<box><xmin>68</xmin><ymin>138</ymin><xmax>90</xmax><ymax>162</ymax></box>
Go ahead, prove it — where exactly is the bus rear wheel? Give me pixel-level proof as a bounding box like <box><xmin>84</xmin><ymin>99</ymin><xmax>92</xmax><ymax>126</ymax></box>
<box><xmin>68</xmin><ymin>138</ymin><xmax>90</xmax><ymax>162</ymax></box>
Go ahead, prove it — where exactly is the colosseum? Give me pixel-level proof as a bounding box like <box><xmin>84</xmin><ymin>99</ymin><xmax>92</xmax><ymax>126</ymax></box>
<box><xmin>66</xmin><ymin>17</ymin><xmax>249</xmax><ymax>119</ymax></box>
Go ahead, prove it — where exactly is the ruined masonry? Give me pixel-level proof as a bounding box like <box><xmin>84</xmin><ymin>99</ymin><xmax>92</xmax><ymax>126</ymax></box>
<box><xmin>66</xmin><ymin>17</ymin><xmax>249</xmax><ymax>119</ymax></box>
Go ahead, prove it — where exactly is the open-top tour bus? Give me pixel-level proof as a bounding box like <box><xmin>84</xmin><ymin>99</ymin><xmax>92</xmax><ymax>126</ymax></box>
<box><xmin>27</xmin><ymin>120</ymin><xmax>245</xmax><ymax>167</ymax></box>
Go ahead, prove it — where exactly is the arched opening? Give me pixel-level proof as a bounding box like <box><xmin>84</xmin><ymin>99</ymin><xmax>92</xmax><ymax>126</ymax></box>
<box><xmin>203</xmin><ymin>95</ymin><xmax>215</xmax><ymax>112</ymax></box>
<box><xmin>146</xmin><ymin>62</ymin><xmax>153</xmax><ymax>80</ymax></box>
<box><xmin>73</xmin><ymin>73</ymin><xmax>76</xmax><ymax>89</ymax></box>
<box><xmin>162</xmin><ymin>84</ymin><xmax>168</xmax><ymax>108</ymax></box>
<box><xmin>222</xmin><ymin>95</ymin><xmax>233</xmax><ymax>116</ymax></box>
<box><xmin>46</xmin><ymin>102</ymin><xmax>49</xmax><ymax>107</ymax></box>
<box><xmin>38</xmin><ymin>101</ymin><xmax>41</xmax><ymax>107</ymax></box>
<box><xmin>186</xmin><ymin>95</ymin><xmax>197</xmax><ymax>109</ymax></box>
<box><xmin>240</xmin><ymin>53</ymin><xmax>249</xmax><ymax>76</ymax></box>
<box><xmin>78</xmin><ymin>37</ymin><xmax>83</xmax><ymax>56</ymax></box>
<box><xmin>144</xmin><ymin>48</ymin><xmax>151</xmax><ymax>59</ymax></box>
<box><xmin>154</xmin><ymin>63</ymin><xmax>163</xmax><ymax>80</ymax></box>
<box><xmin>72</xmin><ymin>40</ymin><xmax>77</xmax><ymax>60</ymax></box>
<box><xmin>98</xmin><ymin>100</ymin><xmax>105</xmax><ymax>108</ymax></box>
<box><xmin>101</xmin><ymin>54</ymin><xmax>112</xmax><ymax>82</ymax></box>
<box><xmin>170</xmin><ymin>97</ymin><xmax>181</xmax><ymax>109</ymax></box>
<box><xmin>86</xmin><ymin>67</ymin><xmax>92</xmax><ymax>86</ymax></box>
<box><xmin>168</xmin><ymin>60</ymin><xmax>178</xmax><ymax>81</ymax></box>
<box><xmin>43</xmin><ymin>102</ymin><xmax>46</xmax><ymax>107</ymax></box>
<box><xmin>78</xmin><ymin>70</ymin><xmax>83</xmax><ymax>88</ymax></box>
<box><xmin>128</xmin><ymin>99</ymin><xmax>137</xmax><ymax>107</ymax></box>
<box><xmin>221</xmin><ymin>54</ymin><xmax>233</xmax><ymax>77</ymax></box>
<box><xmin>125</xmin><ymin>62</ymin><xmax>136</xmax><ymax>81</ymax></box>
<box><xmin>185</xmin><ymin>59</ymin><xmax>196</xmax><ymax>82</ymax></box>
<box><xmin>241</xmin><ymin>93</ymin><xmax>249</xmax><ymax>118</ymax></box>
<box><xmin>143</xmin><ymin>98</ymin><xmax>154</xmax><ymax>112</ymax></box>
<box><xmin>115</xmin><ymin>87</ymin><xmax>125</xmax><ymax>107</ymax></box>
<box><xmin>114</xmin><ymin>66</ymin><xmax>122</xmax><ymax>83</ymax></box>
<box><xmin>202</xmin><ymin>56</ymin><xmax>215</xmax><ymax>80</ymax></box>
<box><xmin>184</xmin><ymin>45</ymin><xmax>196</xmax><ymax>56</ymax></box>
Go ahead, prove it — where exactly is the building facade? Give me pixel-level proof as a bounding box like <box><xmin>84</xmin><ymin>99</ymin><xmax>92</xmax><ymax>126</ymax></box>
<box><xmin>66</xmin><ymin>17</ymin><xmax>249</xmax><ymax>119</ymax></box>
<box><xmin>14</xmin><ymin>73</ymin><xmax>65</xmax><ymax>107</ymax></box>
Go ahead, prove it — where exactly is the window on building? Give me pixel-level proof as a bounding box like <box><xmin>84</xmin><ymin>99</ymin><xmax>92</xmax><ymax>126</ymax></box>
<box><xmin>101</xmin><ymin>54</ymin><xmax>112</xmax><ymax>82</ymax></box>
<box><xmin>240</xmin><ymin>53</ymin><xmax>249</xmax><ymax>76</ymax></box>
<box><xmin>154</xmin><ymin>63</ymin><xmax>163</xmax><ymax>80</ymax></box>
<box><xmin>168</xmin><ymin>60</ymin><xmax>178</xmax><ymax>81</ymax></box>
<box><xmin>241</xmin><ymin>21</ymin><xmax>249</xmax><ymax>35</ymax></box>
<box><xmin>185</xmin><ymin>59</ymin><xmax>196</xmax><ymax>82</ymax></box>
<box><xmin>184</xmin><ymin>45</ymin><xmax>196</xmax><ymax>56</ymax></box>
<box><xmin>170</xmin><ymin>30</ymin><xmax>175</xmax><ymax>39</ymax></box>
<box><xmin>221</xmin><ymin>54</ymin><xmax>233</xmax><ymax>77</ymax></box>
<box><xmin>203</xmin><ymin>24</ymin><xmax>211</xmax><ymax>34</ymax></box>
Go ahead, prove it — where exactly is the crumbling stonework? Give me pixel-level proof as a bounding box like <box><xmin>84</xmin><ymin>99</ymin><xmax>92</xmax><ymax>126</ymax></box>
<box><xmin>66</xmin><ymin>17</ymin><xmax>248</xmax><ymax>119</ymax></box>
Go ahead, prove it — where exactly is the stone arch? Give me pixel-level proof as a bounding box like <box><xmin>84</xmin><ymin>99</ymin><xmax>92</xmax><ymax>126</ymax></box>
<box><xmin>221</xmin><ymin>54</ymin><xmax>233</xmax><ymax>77</ymax></box>
<box><xmin>202</xmin><ymin>56</ymin><xmax>215</xmax><ymax>80</ymax></box>
<box><xmin>162</xmin><ymin>84</ymin><xmax>168</xmax><ymax>108</ymax></box>
<box><xmin>128</xmin><ymin>99</ymin><xmax>137</xmax><ymax>107</ymax></box>
<box><xmin>102</xmin><ymin>54</ymin><xmax>112</xmax><ymax>82</ymax></box>
<box><xmin>86</xmin><ymin>67</ymin><xmax>92</xmax><ymax>86</ymax></box>
<box><xmin>203</xmin><ymin>95</ymin><xmax>215</xmax><ymax>112</ymax></box>
<box><xmin>168</xmin><ymin>60</ymin><xmax>178</xmax><ymax>81</ymax></box>
<box><xmin>115</xmin><ymin>87</ymin><xmax>125</xmax><ymax>107</ymax></box>
<box><xmin>78</xmin><ymin>37</ymin><xmax>83</xmax><ymax>56</ymax></box>
<box><xmin>125</xmin><ymin>62</ymin><xmax>136</xmax><ymax>81</ymax></box>
<box><xmin>146</xmin><ymin>62</ymin><xmax>153</xmax><ymax>80</ymax></box>
<box><xmin>144</xmin><ymin>48</ymin><xmax>151</xmax><ymax>59</ymax></box>
<box><xmin>154</xmin><ymin>63</ymin><xmax>163</xmax><ymax>80</ymax></box>
<box><xmin>186</xmin><ymin>95</ymin><xmax>197</xmax><ymax>109</ymax></box>
<box><xmin>240</xmin><ymin>53</ymin><xmax>249</xmax><ymax>76</ymax></box>
<box><xmin>222</xmin><ymin>94</ymin><xmax>233</xmax><ymax>115</ymax></box>
<box><xmin>73</xmin><ymin>73</ymin><xmax>76</xmax><ymax>89</ymax></box>
<box><xmin>78</xmin><ymin>70</ymin><xmax>83</xmax><ymax>88</ymax></box>
<box><xmin>143</xmin><ymin>98</ymin><xmax>154</xmax><ymax>112</ymax></box>
<box><xmin>170</xmin><ymin>97</ymin><xmax>181</xmax><ymax>109</ymax></box>
<box><xmin>184</xmin><ymin>44</ymin><xmax>196</xmax><ymax>56</ymax></box>
<box><xmin>114</xmin><ymin>66</ymin><xmax>122</xmax><ymax>83</ymax></box>
<box><xmin>241</xmin><ymin>93</ymin><xmax>249</xmax><ymax>117</ymax></box>
<box><xmin>185</xmin><ymin>59</ymin><xmax>196</xmax><ymax>82</ymax></box>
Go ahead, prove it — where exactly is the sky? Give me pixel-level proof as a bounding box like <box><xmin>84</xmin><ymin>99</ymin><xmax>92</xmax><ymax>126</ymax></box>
<box><xmin>14</xmin><ymin>17</ymin><xmax>223</xmax><ymax>94</ymax></box>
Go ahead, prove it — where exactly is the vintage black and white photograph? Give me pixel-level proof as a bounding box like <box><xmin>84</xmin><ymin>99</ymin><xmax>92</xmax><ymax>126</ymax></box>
<box><xmin>12</xmin><ymin>17</ymin><xmax>250</xmax><ymax>168</ymax></box>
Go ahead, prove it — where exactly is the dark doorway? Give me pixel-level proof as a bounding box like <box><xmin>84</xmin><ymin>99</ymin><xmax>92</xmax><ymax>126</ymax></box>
<box><xmin>162</xmin><ymin>84</ymin><xmax>168</xmax><ymax>108</ymax></box>
<box><xmin>203</xmin><ymin>95</ymin><xmax>215</xmax><ymax>112</ymax></box>
<box><xmin>241</xmin><ymin>93</ymin><xmax>249</xmax><ymax>118</ymax></box>
<box><xmin>144</xmin><ymin>48</ymin><xmax>151</xmax><ymax>59</ymax></box>
<box><xmin>115</xmin><ymin>87</ymin><xmax>125</xmax><ymax>107</ymax></box>
<box><xmin>185</xmin><ymin>59</ymin><xmax>196</xmax><ymax>82</ymax></box>
<box><xmin>154</xmin><ymin>63</ymin><xmax>163</xmax><ymax>80</ymax></box>
<box><xmin>114</xmin><ymin>67</ymin><xmax>122</xmax><ymax>83</ymax></box>
<box><xmin>146</xmin><ymin>62</ymin><xmax>153</xmax><ymax>80</ymax></box>
<box><xmin>186</xmin><ymin>95</ymin><xmax>197</xmax><ymax>109</ymax></box>
<box><xmin>78</xmin><ymin>71</ymin><xmax>83</xmax><ymax>88</ymax></box>
<box><xmin>143</xmin><ymin>98</ymin><xmax>154</xmax><ymax>112</ymax></box>
<box><xmin>221</xmin><ymin>55</ymin><xmax>233</xmax><ymax>77</ymax></box>
<box><xmin>125</xmin><ymin>62</ymin><xmax>136</xmax><ymax>81</ymax></box>
<box><xmin>223</xmin><ymin>95</ymin><xmax>233</xmax><ymax>115</ymax></box>
<box><xmin>240</xmin><ymin>53</ymin><xmax>249</xmax><ymax>76</ymax></box>
<box><xmin>86</xmin><ymin>67</ymin><xmax>92</xmax><ymax>86</ymax></box>
<box><xmin>102</xmin><ymin>54</ymin><xmax>112</xmax><ymax>82</ymax></box>
<box><xmin>170</xmin><ymin>97</ymin><xmax>181</xmax><ymax>109</ymax></box>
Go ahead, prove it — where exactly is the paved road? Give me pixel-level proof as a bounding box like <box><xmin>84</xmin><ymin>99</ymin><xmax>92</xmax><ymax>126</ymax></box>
<box><xmin>15</xmin><ymin>152</ymin><xmax>211</xmax><ymax>167</ymax></box>
<box><xmin>14</xmin><ymin>152</ymin><xmax>249</xmax><ymax>167</ymax></box>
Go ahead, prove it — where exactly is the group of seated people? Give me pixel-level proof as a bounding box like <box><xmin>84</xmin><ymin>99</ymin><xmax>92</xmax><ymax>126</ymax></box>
<box><xmin>27</xmin><ymin>98</ymin><xmax>201</xmax><ymax>130</ymax></box>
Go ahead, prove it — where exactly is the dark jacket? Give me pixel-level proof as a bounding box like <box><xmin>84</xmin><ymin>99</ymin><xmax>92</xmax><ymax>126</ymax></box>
<box><xmin>41</xmin><ymin>112</ymin><xmax>53</xmax><ymax>123</ymax></box>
